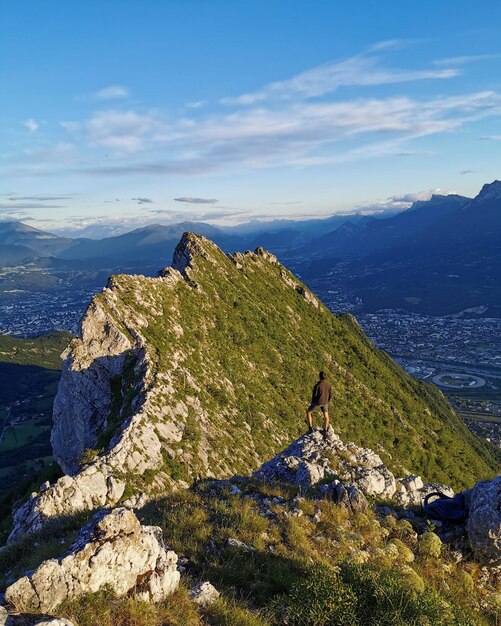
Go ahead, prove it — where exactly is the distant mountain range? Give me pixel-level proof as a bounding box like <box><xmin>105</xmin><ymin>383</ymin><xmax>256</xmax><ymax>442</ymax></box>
<box><xmin>1</xmin><ymin>179</ymin><xmax>500</xmax><ymax>318</ymax></box>
<box><xmin>305</xmin><ymin>180</ymin><xmax>501</xmax><ymax>316</ymax></box>
<box><xmin>0</xmin><ymin>211</ymin><xmax>382</xmax><ymax>268</ymax></box>
<box><xmin>0</xmin><ymin>221</ymin><xmax>240</xmax><ymax>266</ymax></box>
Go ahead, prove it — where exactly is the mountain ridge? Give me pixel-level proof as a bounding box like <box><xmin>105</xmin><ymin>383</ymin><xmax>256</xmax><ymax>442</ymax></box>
<box><xmin>7</xmin><ymin>233</ymin><xmax>498</xmax><ymax>543</ymax></box>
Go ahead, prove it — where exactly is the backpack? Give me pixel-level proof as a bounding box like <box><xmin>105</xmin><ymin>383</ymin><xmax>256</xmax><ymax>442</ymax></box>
<box><xmin>423</xmin><ymin>491</ymin><xmax>468</xmax><ymax>524</ymax></box>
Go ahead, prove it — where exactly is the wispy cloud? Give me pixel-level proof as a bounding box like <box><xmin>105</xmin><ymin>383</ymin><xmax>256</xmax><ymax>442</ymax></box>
<box><xmin>93</xmin><ymin>85</ymin><xmax>129</xmax><ymax>100</ymax></box>
<box><xmin>132</xmin><ymin>197</ymin><xmax>154</xmax><ymax>204</ymax></box>
<box><xmin>186</xmin><ymin>100</ymin><xmax>206</xmax><ymax>109</ymax></box>
<box><xmin>221</xmin><ymin>46</ymin><xmax>458</xmax><ymax>106</ymax></box>
<box><xmin>85</xmin><ymin>109</ymin><xmax>165</xmax><ymax>152</ymax></box>
<box><xmin>0</xmin><ymin>202</ymin><xmax>68</xmax><ymax>210</ymax></box>
<box><xmin>433</xmin><ymin>54</ymin><xmax>500</xmax><ymax>67</ymax></box>
<box><xmin>479</xmin><ymin>135</ymin><xmax>501</xmax><ymax>141</ymax></box>
<box><xmin>23</xmin><ymin>118</ymin><xmax>39</xmax><ymax>132</ymax></box>
<box><xmin>12</xmin><ymin>43</ymin><xmax>501</xmax><ymax>184</ymax></box>
<box><xmin>174</xmin><ymin>197</ymin><xmax>218</xmax><ymax>204</ymax></box>
<box><xmin>7</xmin><ymin>194</ymin><xmax>74</xmax><ymax>201</ymax></box>
<box><xmin>73</xmin><ymin>90</ymin><xmax>501</xmax><ymax>178</ymax></box>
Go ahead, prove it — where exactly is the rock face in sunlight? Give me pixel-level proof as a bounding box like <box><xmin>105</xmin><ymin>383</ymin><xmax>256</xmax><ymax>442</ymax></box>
<box><xmin>5</xmin><ymin>508</ymin><xmax>179</xmax><ymax>613</ymax></box>
<box><xmin>254</xmin><ymin>427</ymin><xmax>454</xmax><ymax>506</ymax></box>
<box><xmin>7</xmin><ymin>233</ymin><xmax>498</xmax><ymax>542</ymax></box>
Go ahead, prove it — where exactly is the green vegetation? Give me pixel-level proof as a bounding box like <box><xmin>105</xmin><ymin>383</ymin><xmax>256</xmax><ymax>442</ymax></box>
<box><xmin>98</xmin><ymin>236</ymin><xmax>498</xmax><ymax>489</ymax></box>
<box><xmin>0</xmin><ymin>331</ymin><xmax>70</xmax><ymax>539</ymax></box>
<box><xmin>21</xmin><ymin>480</ymin><xmax>496</xmax><ymax>626</ymax></box>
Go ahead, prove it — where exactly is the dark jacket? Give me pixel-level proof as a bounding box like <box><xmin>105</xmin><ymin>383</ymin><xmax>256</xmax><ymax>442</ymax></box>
<box><xmin>311</xmin><ymin>379</ymin><xmax>331</xmax><ymax>405</ymax></box>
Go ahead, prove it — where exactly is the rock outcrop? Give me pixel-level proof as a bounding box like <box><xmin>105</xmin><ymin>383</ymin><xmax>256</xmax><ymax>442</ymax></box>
<box><xmin>254</xmin><ymin>428</ymin><xmax>453</xmax><ymax>506</ymax></box>
<box><xmin>189</xmin><ymin>581</ymin><xmax>220</xmax><ymax>607</ymax></box>
<box><xmin>5</xmin><ymin>508</ymin><xmax>179</xmax><ymax>613</ymax></box>
<box><xmin>465</xmin><ymin>475</ymin><xmax>501</xmax><ymax>565</ymax></box>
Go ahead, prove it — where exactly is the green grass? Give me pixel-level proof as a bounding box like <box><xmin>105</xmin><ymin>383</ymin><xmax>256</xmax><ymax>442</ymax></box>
<box><xmin>3</xmin><ymin>478</ymin><xmax>497</xmax><ymax>625</ymax></box>
<box><xmin>0</xmin><ymin>331</ymin><xmax>71</xmax><ymax>369</ymax></box>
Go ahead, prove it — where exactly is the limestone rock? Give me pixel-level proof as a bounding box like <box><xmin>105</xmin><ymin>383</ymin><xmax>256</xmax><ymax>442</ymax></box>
<box><xmin>226</xmin><ymin>537</ymin><xmax>254</xmax><ymax>552</ymax></box>
<box><xmin>51</xmin><ymin>298</ymin><xmax>138</xmax><ymax>475</ymax></box>
<box><xmin>34</xmin><ymin>617</ymin><xmax>73</xmax><ymax>626</ymax></box>
<box><xmin>5</xmin><ymin>508</ymin><xmax>179</xmax><ymax>613</ymax></box>
<box><xmin>254</xmin><ymin>428</ymin><xmax>386</xmax><ymax>491</ymax></box>
<box><xmin>320</xmin><ymin>480</ymin><xmax>369</xmax><ymax>513</ymax></box>
<box><xmin>253</xmin><ymin>429</ymin><xmax>454</xmax><ymax>509</ymax></box>
<box><xmin>8</xmin><ymin>467</ymin><xmax>125</xmax><ymax>543</ymax></box>
<box><xmin>189</xmin><ymin>581</ymin><xmax>220</xmax><ymax>607</ymax></box>
<box><xmin>465</xmin><ymin>475</ymin><xmax>501</xmax><ymax>565</ymax></box>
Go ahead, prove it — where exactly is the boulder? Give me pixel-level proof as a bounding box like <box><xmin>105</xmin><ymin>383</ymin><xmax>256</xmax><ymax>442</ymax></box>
<box><xmin>5</xmin><ymin>508</ymin><xmax>179</xmax><ymax>613</ymax></box>
<box><xmin>320</xmin><ymin>480</ymin><xmax>369</xmax><ymax>513</ymax></box>
<box><xmin>254</xmin><ymin>428</ymin><xmax>392</xmax><ymax>493</ymax></box>
<box><xmin>189</xmin><ymin>581</ymin><xmax>220</xmax><ymax>607</ymax></box>
<box><xmin>465</xmin><ymin>475</ymin><xmax>501</xmax><ymax>565</ymax></box>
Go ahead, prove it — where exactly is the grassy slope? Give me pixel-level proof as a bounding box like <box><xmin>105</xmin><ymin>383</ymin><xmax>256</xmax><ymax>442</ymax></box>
<box><xmin>3</xmin><ymin>479</ymin><xmax>497</xmax><ymax>625</ymax></box>
<box><xmin>0</xmin><ymin>331</ymin><xmax>71</xmax><ymax>369</ymax></box>
<box><xmin>101</xmin><ymin>236</ymin><xmax>498</xmax><ymax>490</ymax></box>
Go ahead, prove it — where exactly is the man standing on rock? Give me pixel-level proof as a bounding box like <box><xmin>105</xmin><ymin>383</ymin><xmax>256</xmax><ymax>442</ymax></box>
<box><xmin>306</xmin><ymin>371</ymin><xmax>332</xmax><ymax>438</ymax></box>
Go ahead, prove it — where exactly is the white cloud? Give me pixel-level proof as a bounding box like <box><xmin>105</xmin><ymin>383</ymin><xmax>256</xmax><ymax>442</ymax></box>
<box><xmin>221</xmin><ymin>47</ymin><xmax>458</xmax><ymax>106</ymax></box>
<box><xmin>433</xmin><ymin>54</ymin><xmax>500</xmax><ymax>67</ymax></box>
<box><xmin>186</xmin><ymin>100</ymin><xmax>206</xmax><ymax>109</ymax></box>
<box><xmin>23</xmin><ymin>118</ymin><xmax>39</xmax><ymax>132</ymax></box>
<box><xmin>93</xmin><ymin>85</ymin><xmax>129</xmax><ymax>100</ymax></box>
<box><xmin>85</xmin><ymin>110</ymin><xmax>166</xmax><ymax>152</ymax></box>
<box><xmin>479</xmin><ymin>135</ymin><xmax>501</xmax><ymax>141</ymax></box>
<box><xmin>356</xmin><ymin>188</ymin><xmax>458</xmax><ymax>214</ymax></box>
<box><xmin>174</xmin><ymin>197</ymin><xmax>217</xmax><ymax>204</ymax></box>
<box><xmin>67</xmin><ymin>89</ymin><xmax>501</xmax><ymax>178</ymax></box>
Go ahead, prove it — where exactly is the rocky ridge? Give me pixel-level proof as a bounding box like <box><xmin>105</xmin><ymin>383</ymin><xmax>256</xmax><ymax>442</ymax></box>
<box><xmin>7</xmin><ymin>233</ymin><xmax>499</xmax><ymax>545</ymax></box>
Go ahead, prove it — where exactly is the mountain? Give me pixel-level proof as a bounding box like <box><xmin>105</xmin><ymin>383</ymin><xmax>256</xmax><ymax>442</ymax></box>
<box><xmin>59</xmin><ymin>221</ymin><xmax>244</xmax><ymax>263</ymax></box>
<box><xmin>305</xmin><ymin>182</ymin><xmax>501</xmax><ymax>316</ymax></box>
<box><xmin>7</xmin><ymin>234</ymin><xmax>497</xmax><ymax>542</ymax></box>
<box><xmin>0</xmin><ymin>221</ymin><xmax>72</xmax><ymax>259</ymax></box>
<box><xmin>1</xmin><ymin>234</ymin><xmax>499</xmax><ymax>624</ymax></box>
<box><xmin>307</xmin><ymin>193</ymin><xmax>470</xmax><ymax>259</ymax></box>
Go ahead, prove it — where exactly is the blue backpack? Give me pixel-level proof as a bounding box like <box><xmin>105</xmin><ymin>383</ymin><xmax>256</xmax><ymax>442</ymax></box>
<box><xmin>423</xmin><ymin>491</ymin><xmax>468</xmax><ymax>524</ymax></box>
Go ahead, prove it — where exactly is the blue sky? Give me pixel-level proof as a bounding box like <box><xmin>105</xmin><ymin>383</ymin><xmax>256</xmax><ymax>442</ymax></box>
<box><xmin>2</xmin><ymin>0</ymin><xmax>501</xmax><ymax>236</ymax></box>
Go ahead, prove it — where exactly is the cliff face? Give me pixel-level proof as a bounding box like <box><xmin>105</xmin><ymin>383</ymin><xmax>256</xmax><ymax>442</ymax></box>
<box><xmin>9</xmin><ymin>233</ymin><xmax>499</xmax><ymax>540</ymax></box>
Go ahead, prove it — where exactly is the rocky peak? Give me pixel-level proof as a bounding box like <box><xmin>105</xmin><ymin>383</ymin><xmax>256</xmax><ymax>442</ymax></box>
<box><xmin>171</xmin><ymin>231</ymin><xmax>213</xmax><ymax>275</ymax></box>
<box><xmin>476</xmin><ymin>179</ymin><xmax>501</xmax><ymax>202</ymax></box>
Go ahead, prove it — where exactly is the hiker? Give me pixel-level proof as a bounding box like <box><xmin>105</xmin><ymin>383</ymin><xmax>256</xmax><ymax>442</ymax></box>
<box><xmin>306</xmin><ymin>371</ymin><xmax>332</xmax><ymax>437</ymax></box>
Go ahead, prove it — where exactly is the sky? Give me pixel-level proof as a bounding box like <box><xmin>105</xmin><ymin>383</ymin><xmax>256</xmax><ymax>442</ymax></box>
<box><xmin>2</xmin><ymin>0</ymin><xmax>501</xmax><ymax>237</ymax></box>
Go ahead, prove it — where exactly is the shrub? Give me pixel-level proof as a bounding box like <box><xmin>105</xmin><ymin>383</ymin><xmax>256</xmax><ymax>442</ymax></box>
<box><xmin>418</xmin><ymin>532</ymin><xmax>442</xmax><ymax>558</ymax></box>
<box><xmin>271</xmin><ymin>563</ymin><xmax>357</xmax><ymax>626</ymax></box>
<box><xmin>397</xmin><ymin>565</ymin><xmax>425</xmax><ymax>594</ymax></box>
<box><xmin>389</xmin><ymin>538</ymin><xmax>415</xmax><ymax>563</ymax></box>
